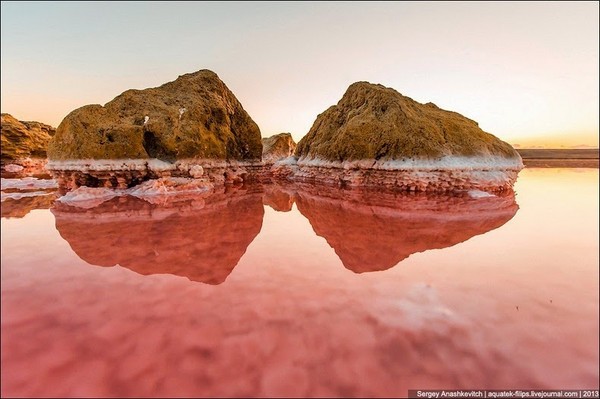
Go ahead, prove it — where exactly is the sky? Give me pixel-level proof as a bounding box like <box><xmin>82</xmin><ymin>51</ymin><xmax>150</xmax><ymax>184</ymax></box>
<box><xmin>1</xmin><ymin>1</ymin><xmax>598</xmax><ymax>148</ymax></box>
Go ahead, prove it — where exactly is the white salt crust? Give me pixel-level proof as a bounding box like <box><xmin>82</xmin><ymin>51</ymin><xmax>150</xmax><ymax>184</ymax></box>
<box><xmin>468</xmin><ymin>190</ymin><xmax>496</xmax><ymax>199</ymax></box>
<box><xmin>275</xmin><ymin>155</ymin><xmax>523</xmax><ymax>193</ymax></box>
<box><xmin>1</xmin><ymin>191</ymin><xmax>54</xmax><ymax>202</ymax></box>
<box><xmin>1</xmin><ymin>177</ymin><xmax>58</xmax><ymax>190</ymax></box>
<box><xmin>46</xmin><ymin>155</ymin><xmax>523</xmax><ymax>193</ymax></box>
<box><xmin>46</xmin><ymin>158</ymin><xmax>264</xmax><ymax>172</ymax></box>
<box><xmin>296</xmin><ymin>155</ymin><xmax>523</xmax><ymax>171</ymax></box>
<box><xmin>3</xmin><ymin>164</ymin><xmax>24</xmax><ymax>173</ymax></box>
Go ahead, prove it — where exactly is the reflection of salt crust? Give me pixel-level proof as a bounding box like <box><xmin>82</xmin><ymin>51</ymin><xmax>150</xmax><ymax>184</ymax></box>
<box><xmin>1</xmin><ymin>191</ymin><xmax>54</xmax><ymax>201</ymax></box>
<box><xmin>53</xmin><ymin>191</ymin><xmax>258</xmax><ymax>223</ymax></box>
<box><xmin>1</xmin><ymin>177</ymin><xmax>58</xmax><ymax>190</ymax></box>
<box><xmin>296</xmin><ymin>188</ymin><xmax>516</xmax><ymax>221</ymax></box>
<box><xmin>57</xmin><ymin>177</ymin><xmax>213</xmax><ymax>208</ymax></box>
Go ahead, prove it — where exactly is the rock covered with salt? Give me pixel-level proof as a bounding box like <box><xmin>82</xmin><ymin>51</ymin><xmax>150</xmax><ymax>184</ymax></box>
<box><xmin>289</xmin><ymin>81</ymin><xmax>523</xmax><ymax>192</ymax></box>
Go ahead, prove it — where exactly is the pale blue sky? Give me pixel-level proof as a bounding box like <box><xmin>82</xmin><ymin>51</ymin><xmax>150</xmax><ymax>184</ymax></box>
<box><xmin>1</xmin><ymin>1</ymin><xmax>598</xmax><ymax>147</ymax></box>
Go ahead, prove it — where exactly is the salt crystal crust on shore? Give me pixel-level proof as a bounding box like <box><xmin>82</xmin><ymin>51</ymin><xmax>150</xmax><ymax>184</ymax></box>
<box><xmin>43</xmin><ymin>75</ymin><xmax>524</xmax><ymax>193</ymax></box>
<box><xmin>269</xmin><ymin>155</ymin><xmax>522</xmax><ymax>192</ymax></box>
<box><xmin>1</xmin><ymin>177</ymin><xmax>58</xmax><ymax>190</ymax></box>
<box><xmin>46</xmin><ymin>158</ymin><xmax>264</xmax><ymax>190</ymax></box>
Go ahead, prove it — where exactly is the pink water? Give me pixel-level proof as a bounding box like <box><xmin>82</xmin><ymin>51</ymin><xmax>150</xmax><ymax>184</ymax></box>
<box><xmin>1</xmin><ymin>168</ymin><xmax>598</xmax><ymax>397</ymax></box>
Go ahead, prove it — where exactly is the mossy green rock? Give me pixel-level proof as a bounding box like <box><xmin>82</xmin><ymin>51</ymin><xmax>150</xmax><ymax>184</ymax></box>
<box><xmin>296</xmin><ymin>82</ymin><xmax>519</xmax><ymax>161</ymax></box>
<box><xmin>1</xmin><ymin>113</ymin><xmax>54</xmax><ymax>161</ymax></box>
<box><xmin>48</xmin><ymin>70</ymin><xmax>262</xmax><ymax>162</ymax></box>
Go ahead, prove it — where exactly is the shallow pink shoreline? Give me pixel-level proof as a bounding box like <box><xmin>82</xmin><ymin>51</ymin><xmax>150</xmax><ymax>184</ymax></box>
<box><xmin>46</xmin><ymin>154</ymin><xmax>523</xmax><ymax>193</ymax></box>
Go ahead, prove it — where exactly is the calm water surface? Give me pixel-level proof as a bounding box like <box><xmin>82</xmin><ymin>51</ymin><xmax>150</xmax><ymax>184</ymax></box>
<box><xmin>1</xmin><ymin>168</ymin><xmax>598</xmax><ymax>397</ymax></box>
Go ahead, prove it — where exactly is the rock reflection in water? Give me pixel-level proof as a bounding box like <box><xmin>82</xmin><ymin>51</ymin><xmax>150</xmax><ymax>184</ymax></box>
<box><xmin>293</xmin><ymin>185</ymin><xmax>519</xmax><ymax>273</ymax></box>
<box><xmin>52</xmin><ymin>182</ymin><xmax>518</xmax><ymax>283</ymax></box>
<box><xmin>1</xmin><ymin>193</ymin><xmax>57</xmax><ymax>218</ymax></box>
<box><xmin>52</xmin><ymin>187</ymin><xmax>264</xmax><ymax>284</ymax></box>
<box><xmin>262</xmin><ymin>184</ymin><xmax>295</xmax><ymax>212</ymax></box>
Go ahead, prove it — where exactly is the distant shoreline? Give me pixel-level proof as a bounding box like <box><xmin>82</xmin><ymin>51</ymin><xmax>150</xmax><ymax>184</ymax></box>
<box><xmin>516</xmin><ymin>149</ymin><xmax>599</xmax><ymax>168</ymax></box>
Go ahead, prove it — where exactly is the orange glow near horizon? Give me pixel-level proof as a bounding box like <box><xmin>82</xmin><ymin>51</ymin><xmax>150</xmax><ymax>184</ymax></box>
<box><xmin>1</xmin><ymin>2</ymin><xmax>598</xmax><ymax>148</ymax></box>
<box><xmin>510</xmin><ymin>131</ymin><xmax>599</xmax><ymax>149</ymax></box>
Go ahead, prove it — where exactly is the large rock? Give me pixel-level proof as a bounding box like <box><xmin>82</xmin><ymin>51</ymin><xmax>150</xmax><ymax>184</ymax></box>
<box><xmin>47</xmin><ymin>70</ymin><xmax>263</xmax><ymax>189</ymax></box>
<box><xmin>262</xmin><ymin>133</ymin><xmax>296</xmax><ymax>163</ymax></box>
<box><xmin>1</xmin><ymin>113</ymin><xmax>55</xmax><ymax>174</ymax></box>
<box><xmin>291</xmin><ymin>82</ymin><xmax>523</xmax><ymax>192</ymax></box>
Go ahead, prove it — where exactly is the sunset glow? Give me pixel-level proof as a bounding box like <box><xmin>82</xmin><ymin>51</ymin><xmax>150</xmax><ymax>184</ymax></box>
<box><xmin>1</xmin><ymin>2</ymin><xmax>598</xmax><ymax>148</ymax></box>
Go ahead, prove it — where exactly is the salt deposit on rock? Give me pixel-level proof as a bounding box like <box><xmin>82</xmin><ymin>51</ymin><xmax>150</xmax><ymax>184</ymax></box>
<box><xmin>47</xmin><ymin>70</ymin><xmax>263</xmax><ymax>189</ymax></box>
<box><xmin>284</xmin><ymin>82</ymin><xmax>523</xmax><ymax>192</ymax></box>
<box><xmin>4</xmin><ymin>164</ymin><xmax>24</xmax><ymax>173</ymax></box>
<box><xmin>1</xmin><ymin>177</ymin><xmax>58</xmax><ymax>190</ymax></box>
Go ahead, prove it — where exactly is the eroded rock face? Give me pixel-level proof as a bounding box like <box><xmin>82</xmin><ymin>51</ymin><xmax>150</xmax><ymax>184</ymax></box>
<box><xmin>294</xmin><ymin>184</ymin><xmax>518</xmax><ymax>273</ymax></box>
<box><xmin>289</xmin><ymin>82</ymin><xmax>523</xmax><ymax>192</ymax></box>
<box><xmin>262</xmin><ymin>133</ymin><xmax>296</xmax><ymax>163</ymax></box>
<box><xmin>52</xmin><ymin>186</ymin><xmax>264</xmax><ymax>285</ymax></box>
<box><xmin>47</xmin><ymin>70</ymin><xmax>263</xmax><ymax>189</ymax></box>
<box><xmin>1</xmin><ymin>113</ymin><xmax>55</xmax><ymax>174</ymax></box>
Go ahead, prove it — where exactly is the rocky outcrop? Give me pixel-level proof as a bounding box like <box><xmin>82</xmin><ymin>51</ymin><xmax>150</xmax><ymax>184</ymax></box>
<box><xmin>52</xmin><ymin>186</ymin><xmax>264</xmax><ymax>285</ymax></box>
<box><xmin>294</xmin><ymin>184</ymin><xmax>518</xmax><ymax>273</ymax></box>
<box><xmin>262</xmin><ymin>133</ymin><xmax>296</xmax><ymax>163</ymax></box>
<box><xmin>285</xmin><ymin>82</ymin><xmax>523</xmax><ymax>192</ymax></box>
<box><xmin>47</xmin><ymin>70</ymin><xmax>263</xmax><ymax>189</ymax></box>
<box><xmin>1</xmin><ymin>113</ymin><xmax>55</xmax><ymax>175</ymax></box>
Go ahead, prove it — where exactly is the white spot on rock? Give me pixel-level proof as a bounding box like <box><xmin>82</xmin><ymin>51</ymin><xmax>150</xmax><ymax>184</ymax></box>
<box><xmin>4</xmin><ymin>164</ymin><xmax>24</xmax><ymax>173</ymax></box>
<box><xmin>144</xmin><ymin>116</ymin><xmax>149</xmax><ymax>125</ymax></box>
<box><xmin>189</xmin><ymin>165</ymin><xmax>204</xmax><ymax>178</ymax></box>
